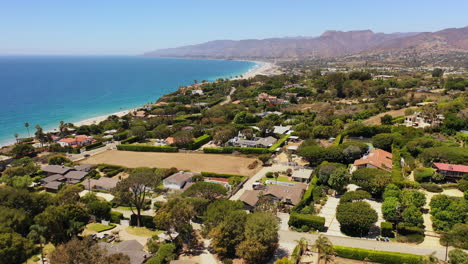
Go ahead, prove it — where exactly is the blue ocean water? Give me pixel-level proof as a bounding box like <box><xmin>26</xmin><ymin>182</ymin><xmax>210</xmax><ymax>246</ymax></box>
<box><xmin>0</xmin><ymin>56</ymin><xmax>257</xmax><ymax>146</ymax></box>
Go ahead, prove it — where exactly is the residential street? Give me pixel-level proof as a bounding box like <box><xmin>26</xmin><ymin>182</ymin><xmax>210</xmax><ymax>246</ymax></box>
<box><xmin>278</xmin><ymin>230</ymin><xmax>449</xmax><ymax>260</ymax></box>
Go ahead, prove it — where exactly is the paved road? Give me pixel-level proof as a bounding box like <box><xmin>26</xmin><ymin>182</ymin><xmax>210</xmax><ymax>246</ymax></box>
<box><xmin>69</xmin><ymin>143</ymin><xmax>117</xmax><ymax>162</ymax></box>
<box><xmin>278</xmin><ymin>230</ymin><xmax>449</xmax><ymax>260</ymax></box>
<box><xmin>220</xmin><ymin>86</ymin><xmax>236</xmax><ymax>105</ymax></box>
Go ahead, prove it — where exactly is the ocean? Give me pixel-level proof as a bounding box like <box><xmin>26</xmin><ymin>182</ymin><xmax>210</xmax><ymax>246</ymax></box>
<box><xmin>0</xmin><ymin>56</ymin><xmax>257</xmax><ymax>146</ymax></box>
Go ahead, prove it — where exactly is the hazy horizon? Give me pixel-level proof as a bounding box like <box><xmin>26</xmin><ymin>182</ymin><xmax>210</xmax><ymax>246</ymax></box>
<box><xmin>1</xmin><ymin>0</ymin><xmax>468</xmax><ymax>55</ymax></box>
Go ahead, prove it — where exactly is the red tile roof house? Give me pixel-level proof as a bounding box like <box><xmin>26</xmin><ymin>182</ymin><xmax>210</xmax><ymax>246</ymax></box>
<box><xmin>352</xmin><ymin>148</ymin><xmax>393</xmax><ymax>172</ymax></box>
<box><xmin>57</xmin><ymin>135</ymin><xmax>94</xmax><ymax>148</ymax></box>
<box><xmin>433</xmin><ymin>162</ymin><xmax>468</xmax><ymax>180</ymax></box>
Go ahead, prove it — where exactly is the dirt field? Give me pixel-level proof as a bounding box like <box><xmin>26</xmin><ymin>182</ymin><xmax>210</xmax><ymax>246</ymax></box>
<box><xmin>81</xmin><ymin>150</ymin><xmax>260</xmax><ymax>176</ymax></box>
<box><xmin>362</xmin><ymin>107</ymin><xmax>415</xmax><ymax>125</ymax></box>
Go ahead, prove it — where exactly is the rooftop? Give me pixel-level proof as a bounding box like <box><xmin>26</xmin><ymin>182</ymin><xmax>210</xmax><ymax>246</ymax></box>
<box><xmin>291</xmin><ymin>169</ymin><xmax>313</xmax><ymax>179</ymax></box>
<box><xmin>433</xmin><ymin>162</ymin><xmax>468</xmax><ymax>173</ymax></box>
<box><xmin>353</xmin><ymin>148</ymin><xmax>393</xmax><ymax>172</ymax></box>
<box><xmin>164</xmin><ymin>171</ymin><xmax>198</xmax><ymax>184</ymax></box>
<box><xmin>64</xmin><ymin>170</ymin><xmax>88</xmax><ymax>180</ymax></box>
<box><xmin>42</xmin><ymin>165</ymin><xmax>73</xmax><ymax>175</ymax></box>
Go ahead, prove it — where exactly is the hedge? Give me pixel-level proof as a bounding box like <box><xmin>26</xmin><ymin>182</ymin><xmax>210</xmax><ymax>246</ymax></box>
<box><xmin>120</xmin><ymin>136</ymin><xmax>138</xmax><ymax>144</ymax></box>
<box><xmin>117</xmin><ymin>144</ymin><xmax>178</xmax><ymax>152</ymax></box>
<box><xmin>188</xmin><ymin>134</ymin><xmax>211</xmax><ymax>150</ymax></box>
<box><xmin>391</xmin><ymin>146</ymin><xmax>403</xmax><ymax>182</ymax></box>
<box><xmin>110</xmin><ymin>211</ymin><xmax>123</xmax><ymax>223</ymax></box>
<box><xmin>291</xmin><ymin>176</ymin><xmax>318</xmax><ymax>212</ymax></box>
<box><xmin>420</xmin><ymin>183</ymin><xmax>443</xmax><ymax>193</ymax></box>
<box><xmin>203</xmin><ymin>146</ymin><xmax>270</xmax><ymax>154</ymax></box>
<box><xmin>288</xmin><ymin>213</ymin><xmax>325</xmax><ymax>231</ymax></box>
<box><xmin>201</xmin><ymin>171</ymin><xmax>245</xmax><ymax>179</ymax></box>
<box><xmin>333</xmin><ymin>134</ymin><xmax>343</xmax><ymax>146</ymax></box>
<box><xmin>268</xmin><ymin>135</ymin><xmax>290</xmax><ymax>152</ymax></box>
<box><xmin>414</xmin><ymin>168</ymin><xmax>435</xmax><ymax>183</ymax></box>
<box><xmin>85</xmin><ymin>142</ymin><xmax>104</xmax><ymax>151</ymax></box>
<box><xmin>130</xmin><ymin>214</ymin><xmax>156</xmax><ymax>229</ymax></box>
<box><xmin>334</xmin><ymin>246</ymin><xmax>423</xmax><ymax>264</ymax></box>
<box><xmin>381</xmin><ymin>221</ymin><xmax>394</xmax><ymax>237</ymax></box>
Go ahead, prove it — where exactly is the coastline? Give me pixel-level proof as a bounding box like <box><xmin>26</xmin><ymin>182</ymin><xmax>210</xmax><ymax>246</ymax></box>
<box><xmin>0</xmin><ymin>60</ymin><xmax>281</xmax><ymax>148</ymax></box>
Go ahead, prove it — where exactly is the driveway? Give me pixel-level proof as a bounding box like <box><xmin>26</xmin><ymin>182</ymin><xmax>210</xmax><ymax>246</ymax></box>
<box><xmin>230</xmin><ymin>164</ymin><xmax>290</xmax><ymax>200</ymax></box>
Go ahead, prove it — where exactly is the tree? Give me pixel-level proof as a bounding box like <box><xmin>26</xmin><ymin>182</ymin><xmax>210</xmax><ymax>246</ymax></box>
<box><xmin>130</xmin><ymin>125</ymin><xmax>146</xmax><ymax>140</ymax></box>
<box><xmin>401</xmin><ymin>205</ymin><xmax>423</xmax><ymax>225</ymax></box>
<box><xmin>448</xmin><ymin>249</ymin><xmax>468</xmax><ymax>264</ymax></box>
<box><xmin>87</xmin><ymin>200</ymin><xmax>111</xmax><ymax>221</ymax></box>
<box><xmin>35</xmin><ymin>125</ymin><xmax>48</xmax><ymax>146</ymax></box>
<box><xmin>0</xmin><ymin>206</ymin><xmax>31</xmax><ymax>235</ymax></box>
<box><xmin>113</xmin><ymin>168</ymin><xmax>162</xmax><ymax>227</ymax></box>
<box><xmin>236</xmin><ymin>212</ymin><xmax>279</xmax><ymax>263</ymax></box>
<box><xmin>327</xmin><ymin>167</ymin><xmax>350</xmax><ymax>192</ymax></box>
<box><xmin>48</xmin><ymin>154</ymin><xmax>71</xmax><ymax>165</ymax></box>
<box><xmin>336</xmin><ymin>201</ymin><xmax>378</xmax><ymax>237</ymax></box>
<box><xmin>49</xmin><ymin>237</ymin><xmax>130</xmax><ymax>264</ymax></box>
<box><xmin>203</xmin><ymin>199</ymin><xmax>244</xmax><ymax>232</ymax></box>
<box><xmin>313</xmin><ymin>235</ymin><xmax>335</xmax><ymax>264</ymax></box>
<box><xmin>210</xmin><ymin>210</ymin><xmax>247</xmax><ymax>257</ymax></box>
<box><xmin>0</xmin><ymin>231</ymin><xmax>35</xmax><ymax>264</ymax></box>
<box><xmin>233</xmin><ymin>111</ymin><xmax>257</xmax><ymax>124</ymax></box>
<box><xmin>372</xmin><ymin>133</ymin><xmax>399</xmax><ymax>152</ymax></box>
<box><xmin>34</xmin><ymin>204</ymin><xmax>89</xmax><ymax>245</ymax></box>
<box><xmin>28</xmin><ymin>224</ymin><xmax>48</xmax><ymax>264</ymax></box>
<box><xmin>432</xmin><ymin>68</ymin><xmax>444</xmax><ymax>78</ymax></box>
<box><xmin>352</xmin><ymin>168</ymin><xmax>392</xmax><ymax>196</ymax></box>
<box><xmin>183</xmin><ymin>182</ymin><xmax>227</xmax><ymax>200</ymax></box>
<box><xmin>382</xmin><ymin>197</ymin><xmax>400</xmax><ymax>222</ymax></box>
<box><xmin>14</xmin><ymin>133</ymin><xmax>19</xmax><ymax>143</ymax></box>
<box><xmin>441</xmin><ymin>223</ymin><xmax>468</xmax><ymax>249</ymax></box>
<box><xmin>25</xmin><ymin>122</ymin><xmax>30</xmax><ymax>138</ymax></box>
<box><xmin>400</xmin><ymin>190</ymin><xmax>426</xmax><ymax>208</ymax></box>
<box><xmin>213</xmin><ymin>126</ymin><xmax>237</xmax><ymax>144</ymax></box>
<box><xmin>257</xmin><ymin>119</ymin><xmax>274</xmax><ymax>136</ymax></box>
<box><xmin>153</xmin><ymin>198</ymin><xmax>196</xmax><ymax>243</ymax></box>
<box><xmin>11</xmin><ymin>143</ymin><xmax>34</xmax><ymax>157</ymax></box>
<box><xmin>55</xmin><ymin>185</ymin><xmax>82</xmax><ymax>205</ymax></box>
<box><xmin>380</xmin><ymin>114</ymin><xmax>393</xmax><ymax>125</ymax></box>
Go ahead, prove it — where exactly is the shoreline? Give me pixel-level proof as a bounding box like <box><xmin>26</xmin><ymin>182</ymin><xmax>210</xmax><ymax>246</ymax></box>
<box><xmin>0</xmin><ymin>60</ymin><xmax>281</xmax><ymax>148</ymax></box>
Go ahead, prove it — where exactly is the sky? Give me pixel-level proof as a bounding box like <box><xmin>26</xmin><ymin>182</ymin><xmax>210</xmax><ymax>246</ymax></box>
<box><xmin>1</xmin><ymin>0</ymin><xmax>467</xmax><ymax>55</ymax></box>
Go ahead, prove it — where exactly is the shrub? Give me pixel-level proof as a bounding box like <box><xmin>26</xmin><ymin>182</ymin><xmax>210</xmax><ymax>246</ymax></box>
<box><xmin>117</xmin><ymin>144</ymin><xmax>178</xmax><ymax>152</ymax></box>
<box><xmin>110</xmin><ymin>211</ymin><xmax>123</xmax><ymax>223</ymax></box>
<box><xmin>334</xmin><ymin>245</ymin><xmax>423</xmax><ymax>264</ymax></box>
<box><xmin>339</xmin><ymin>190</ymin><xmax>371</xmax><ymax>204</ymax></box>
<box><xmin>396</xmin><ymin>222</ymin><xmax>424</xmax><ymax>236</ymax></box>
<box><xmin>448</xmin><ymin>249</ymin><xmax>468</xmax><ymax>264</ymax></box>
<box><xmin>420</xmin><ymin>147</ymin><xmax>468</xmax><ymax>166</ymax></box>
<box><xmin>204</xmin><ymin>146</ymin><xmax>271</xmax><ymax>154</ymax></box>
<box><xmin>265</xmin><ymin>172</ymin><xmax>274</xmax><ymax>178</ymax></box>
<box><xmin>420</xmin><ymin>183</ymin><xmax>443</xmax><ymax>193</ymax></box>
<box><xmin>188</xmin><ymin>134</ymin><xmax>211</xmax><ymax>150</ymax></box>
<box><xmin>288</xmin><ymin>213</ymin><xmax>325</xmax><ymax>231</ymax></box>
<box><xmin>268</xmin><ymin>135</ymin><xmax>290</xmax><ymax>152</ymax></box>
<box><xmin>336</xmin><ymin>201</ymin><xmax>378</xmax><ymax>237</ymax></box>
<box><xmin>414</xmin><ymin>168</ymin><xmax>435</xmax><ymax>183</ymax></box>
<box><xmin>145</xmin><ymin>243</ymin><xmax>176</xmax><ymax>264</ymax></box>
<box><xmin>130</xmin><ymin>214</ymin><xmax>155</xmax><ymax>229</ymax></box>
<box><xmin>120</xmin><ymin>136</ymin><xmax>138</xmax><ymax>144</ymax></box>
<box><xmin>381</xmin><ymin>222</ymin><xmax>394</xmax><ymax>238</ymax></box>
<box><xmin>203</xmin><ymin>147</ymin><xmax>230</xmax><ymax>153</ymax></box>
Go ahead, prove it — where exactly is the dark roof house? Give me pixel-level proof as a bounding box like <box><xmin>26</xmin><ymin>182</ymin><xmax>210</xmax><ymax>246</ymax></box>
<box><xmin>64</xmin><ymin>170</ymin><xmax>88</xmax><ymax>181</ymax></box>
<box><xmin>42</xmin><ymin>165</ymin><xmax>73</xmax><ymax>175</ymax></box>
<box><xmin>98</xmin><ymin>240</ymin><xmax>150</xmax><ymax>264</ymax></box>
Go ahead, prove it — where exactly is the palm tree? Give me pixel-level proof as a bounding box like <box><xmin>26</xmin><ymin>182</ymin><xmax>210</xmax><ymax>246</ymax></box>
<box><xmin>28</xmin><ymin>225</ymin><xmax>47</xmax><ymax>264</ymax></box>
<box><xmin>24</xmin><ymin>122</ymin><xmax>30</xmax><ymax>138</ymax></box>
<box><xmin>14</xmin><ymin>133</ymin><xmax>19</xmax><ymax>143</ymax></box>
<box><xmin>313</xmin><ymin>235</ymin><xmax>335</xmax><ymax>264</ymax></box>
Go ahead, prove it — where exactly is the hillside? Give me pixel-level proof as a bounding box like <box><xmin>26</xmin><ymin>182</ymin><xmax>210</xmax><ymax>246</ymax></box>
<box><xmin>144</xmin><ymin>27</ymin><xmax>468</xmax><ymax>63</ymax></box>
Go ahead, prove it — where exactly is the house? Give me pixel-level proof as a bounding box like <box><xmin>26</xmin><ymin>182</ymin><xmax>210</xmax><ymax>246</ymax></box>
<box><xmin>165</xmin><ymin>137</ymin><xmax>176</xmax><ymax>145</ymax></box>
<box><xmin>163</xmin><ymin>171</ymin><xmax>198</xmax><ymax>190</ymax></box>
<box><xmin>255</xmin><ymin>111</ymin><xmax>282</xmax><ymax>118</ymax></box>
<box><xmin>291</xmin><ymin>169</ymin><xmax>313</xmax><ymax>183</ymax></box>
<box><xmin>104</xmin><ymin>129</ymin><xmax>117</xmax><ymax>135</ymax></box>
<box><xmin>352</xmin><ymin>149</ymin><xmax>393</xmax><ymax>172</ymax></box>
<box><xmin>74</xmin><ymin>164</ymin><xmax>92</xmax><ymax>172</ymax></box>
<box><xmin>273</xmin><ymin>125</ymin><xmax>292</xmax><ymax>135</ymax></box>
<box><xmin>257</xmin><ymin>93</ymin><xmax>288</xmax><ymax>104</ymax></box>
<box><xmin>191</xmin><ymin>89</ymin><xmax>204</xmax><ymax>96</ymax></box>
<box><xmin>58</xmin><ymin>135</ymin><xmax>94</xmax><ymax>148</ymax></box>
<box><xmin>85</xmin><ymin>177</ymin><xmax>120</xmax><ymax>191</ymax></box>
<box><xmin>0</xmin><ymin>155</ymin><xmax>13</xmax><ymax>171</ymax></box>
<box><xmin>432</xmin><ymin>163</ymin><xmax>468</xmax><ymax>180</ymax></box>
<box><xmin>404</xmin><ymin>112</ymin><xmax>444</xmax><ymax>128</ymax></box>
<box><xmin>42</xmin><ymin>165</ymin><xmax>73</xmax><ymax>176</ymax></box>
<box><xmin>239</xmin><ymin>183</ymin><xmax>307</xmax><ymax>211</ymax></box>
<box><xmin>228</xmin><ymin>133</ymin><xmax>278</xmax><ymax>148</ymax></box>
<box><xmin>98</xmin><ymin>240</ymin><xmax>150</xmax><ymax>264</ymax></box>
<box><xmin>64</xmin><ymin>170</ymin><xmax>88</xmax><ymax>183</ymax></box>
<box><xmin>44</xmin><ymin>181</ymin><xmax>63</xmax><ymax>193</ymax></box>
<box><xmin>40</xmin><ymin>174</ymin><xmax>65</xmax><ymax>185</ymax></box>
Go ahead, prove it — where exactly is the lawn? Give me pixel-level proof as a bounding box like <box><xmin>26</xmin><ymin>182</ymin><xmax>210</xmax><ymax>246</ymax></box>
<box><xmin>125</xmin><ymin>226</ymin><xmax>163</xmax><ymax>237</ymax></box>
<box><xmin>261</xmin><ymin>175</ymin><xmax>292</xmax><ymax>184</ymax></box>
<box><xmin>86</xmin><ymin>223</ymin><xmax>116</xmax><ymax>233</ymax></box>
<box><xmin>116</xmin><ymin>206</ymin><xmax>135</xmax><ymax>211</ymax></box>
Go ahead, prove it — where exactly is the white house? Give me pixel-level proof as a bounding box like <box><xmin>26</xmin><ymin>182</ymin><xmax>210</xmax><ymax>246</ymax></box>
<box><xmin>163</xmin><ymin>171</ymin><xmax>198</xmax><ymax>190</ymax></box>
<box><xmin>191</xmin><ymin>89</ymin><xmax>204</xmax><ymax>96</ymax></box>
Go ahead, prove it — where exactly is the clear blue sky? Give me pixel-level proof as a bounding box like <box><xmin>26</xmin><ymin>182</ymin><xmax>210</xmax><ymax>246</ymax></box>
<box><xmin>1</xmin><ymin>0</ymin><xmax>467</xmax><ymax>55</ymax></box>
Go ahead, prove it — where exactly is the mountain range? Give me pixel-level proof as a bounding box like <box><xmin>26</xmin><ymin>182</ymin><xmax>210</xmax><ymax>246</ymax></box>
<box><xmin>144</xmin><ymin>26</ymin><xmax>468</xmax><ymax>63</ymax></box>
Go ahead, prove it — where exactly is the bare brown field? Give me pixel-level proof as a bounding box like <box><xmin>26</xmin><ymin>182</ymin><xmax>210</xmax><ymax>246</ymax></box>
<box><xmin>362</xmin><ymin>107</ymin><xmax>415</xmax><ymax>125</ymax></box>
<box><xmin>81</xmin><ymin>150</ymin><xmax>260</xmax><ymax>176</ymax></box>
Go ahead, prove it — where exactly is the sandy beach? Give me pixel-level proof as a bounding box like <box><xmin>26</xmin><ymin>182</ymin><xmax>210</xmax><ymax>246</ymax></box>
<box><xmin>238</xmin><ymin>61</ymin><xmax>283</xmax><ymax>79</ymax></box>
